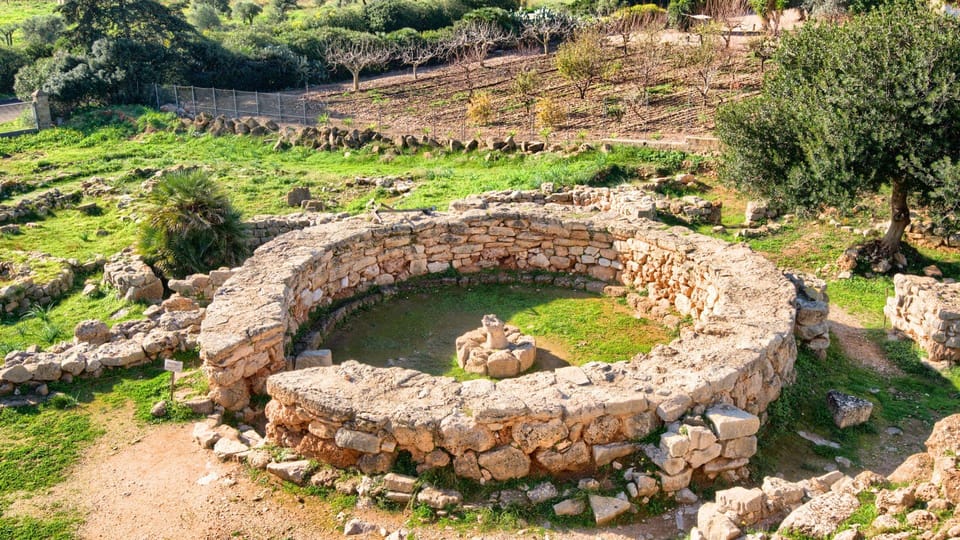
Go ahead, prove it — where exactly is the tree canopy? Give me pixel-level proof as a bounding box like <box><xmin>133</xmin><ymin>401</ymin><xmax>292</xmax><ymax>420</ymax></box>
<box><xmin>716</xmin><ymin>1</ymin><xmax>960</xmax><ymax>254</ymax></box>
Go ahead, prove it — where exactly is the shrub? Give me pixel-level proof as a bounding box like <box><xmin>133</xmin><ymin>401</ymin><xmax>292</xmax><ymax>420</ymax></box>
<box><xmin>232</xmin><ymin>1</ymin><xmax>263</xmax><ymax>25</ymax></box>
<box><xmin>467</xmin><ymin>91</ymin><xmax>494</xmax><ymax>125</ymax></box>
<box><xmin>535</xmin><ymin>96</ymin><xmax>565</xmax><ymax>128</ymax></box>
<box><xmin>138</xmin><ymin>169</ymin><xmax>249</xmax><ymax>279</ymax></box>
<box><xmin>461</xmin><ymin>7</ymin><xmax>519</xmax><ymax>33</ymax></box>
<box><xmin>0</xmin><ymin>48</ymin><xmax>27</xmax><ymax>94</ymax></box>
<box><xmin>189</xmin><ymin>4</ymin><xmax>222</xmax><ymax>31</ymax></box>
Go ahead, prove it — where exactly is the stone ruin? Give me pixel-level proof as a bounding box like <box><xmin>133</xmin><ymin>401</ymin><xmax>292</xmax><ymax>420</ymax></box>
<box><xmin>885</xmin><ymin>273</ymin><xmax>960</xmax><ymax>364</ymax></box>
<box><xmin>454</xmin><ymin>314</ymin><xmax>536</xmax><ymax>378</ymax></box>
<box><xmin>197</xmin><ymin>185</ymin><xmax>822</xmax><ymax>496</ymax></box>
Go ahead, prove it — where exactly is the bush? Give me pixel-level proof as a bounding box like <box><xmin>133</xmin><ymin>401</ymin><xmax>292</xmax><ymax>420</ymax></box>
<box><xmin>0</xmin><ymin>48</ymin><xmax>27</xmax><ymax>94</ymax></box>
<box><xmin>535</xmin><ymin>96</ymin><xmax>565</xmax><ymax>128</ymax></box>
<box><xmin>668</xmin><ymin>0</ymin><xmax>697</xmax><ymax>30</ymax></box>
<box><xmin>189</xmin><ymin>4</ymin><xmax>222</xmax><ymax>31</ymax></box>
<box><xmin>467</xmin><ymin>91</ymin><xmax>494</xmax><ymax>125</ymax></box>
<box><xmin>461</xmin><ymin>7</ymin><xmax>519</xmax><ymax>33</ymax></box>
<box><xmin>364</xmin><ymin>0</ymin><xmax>450</xmax><ymax>33</ymax></box>
<box><xmin>138</xmin><ymin>169</ymin><xmax>249</xmax><ymax>278</ymax></box>
<box><xmin>312</xmin><ymin>6</ymin><xmax>369</xmax><ymax>31</ymax></box>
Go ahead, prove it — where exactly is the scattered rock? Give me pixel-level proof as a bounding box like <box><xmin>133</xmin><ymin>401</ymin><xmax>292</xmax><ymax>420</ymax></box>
<box><xmin>826</xmin><ymin>390</ymin><xmax>874</xmax><ymax>428</ymax></box>
<box><xmin>150</xmin><ymin>400</ymin><xmax>167</xmax><ymax>418</ymax></box>
<box><xmin>553</xmin><ymin>498</ymin><xmax>585</xmax><ymax>516</ymax></box>
<box><xmin>588</xmin><ymin>494</ymin><xmax>631</xmax><ymax>525</ymax></box>
<box><xmin>266</xmin><ymin>460</ymin><xmax>312</xmax><ymax>485</ymax></box>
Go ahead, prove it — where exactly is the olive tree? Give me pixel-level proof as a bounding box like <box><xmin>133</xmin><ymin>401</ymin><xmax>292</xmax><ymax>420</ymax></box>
<box><xmin>716</xmin><ymin>2</ymin><xmax>960</xmax><ymax>255</ymax></box>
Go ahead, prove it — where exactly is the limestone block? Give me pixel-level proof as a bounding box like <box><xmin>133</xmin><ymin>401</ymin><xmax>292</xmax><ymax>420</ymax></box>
<box><xmin>74</xmin><ymin>319</ymin><xmax>110</xmax><ymax>345</ymax></box>
<box><xmin>267</xmin><ymin>460</ymin><xmax>312</xmax><ymax>485</ymax></box>
<box><xmin>706</xmin><ymin>404</ymin><xmax>760</xmax><ymax>440</ymax></box>
<box><xmin>535</xmin><ymin>441</ymin><xmax>591</xmax><ymax>473</ymax></box>
<box><xmin>478</xmin><ymin>446</ymin><xmax>530</xmax><ymax>481</ymax></box>
<box><xmin>335</xmin><ymin>428</ymin><xmax>381</xmax><ymax>454</ymax></box>
<box><xmin>593</xmin><ymin>442</ymin><xmax>636</xmax><ymax>467</ymax></box>
<box><xmin>686</xmin><ymin>442</ymin><xmax>722</xmax><ymax>468</ymax></box>
<box><xmin>761</xmin><ymin>476</ymin><xmax>805</xmax><ymax>507</ymax></box>
<box><xmin>417</xmin><ymin>486</ymin><xmax>462</xmax><ymax>509</ymax></box>
<box><xmin>778</xmin><ymin>491</ymin><xmax>860</xmax><ymax>539</ymax></box>
<box><xmin>716</xmin><ymin>486</ymin><xmax>764</xmax><ymax>515</ymax></box>
<box><xmin>588</xmin><ymin>494</ymin><xmax>631</xmax><ymax>525</ymax></box>
<box><xmin>826</xmin><ymin>390</ymin><xmax>873</xmax><ymax>429</ymax></box>
<box><xmin>697</xmin><ymin>503</ymin><xmax>742</xmax><ymax>540</ymax></box>
<box><xmin>633</xmin><ymin>474</ymin><xmax>658</xmax><ymax>497</ymax></box>
<box><xmin>296</xmin><ymin>349</ymin><xmax>332</xmax><ymax>369</ymax></box>
<box><xmin>440</xmin><ymin>413</ymin><xmax>496</xmax><ymax>455</ymax></box>
<box><xmin>658</xmin><ymin>467</ymin><xmax>693</xmax><ymax>492</ymax></box>
<box><xmin>512</xmin><ymin>419</ymin><xmax>568</xmax><ymax>454</ymax></box>
<box><xmin>383</xmin><ymin>473</ymin><xmax>417</xmax><ymax>493</ymax></box>
<box><xmin>722</xmin><ymin>436</ymin><xmax>757</xmax><ymax>459</ymax></box>
<box><xmin>0</xmin><ymin>364</ymin><xmax>31</xmax><ymax>383</ymax></box>
<box><xmin>656</xmin><ymin>394</ymin><xmax>692</xmax><ymax>422</ymax></box>
<box><xmin>554</xmin><ymin>498</ymin><xmax>586</xmax><ymax>516</ymax></box>
<box><xmin>644</xmin><ymin>444</ymin><xmax>686</xmax><ymax>476</ymax></box>
<box><xmin>661</xmin><ymin>432</ymin><xmax>691</xmax><ymax>458</ymax></box>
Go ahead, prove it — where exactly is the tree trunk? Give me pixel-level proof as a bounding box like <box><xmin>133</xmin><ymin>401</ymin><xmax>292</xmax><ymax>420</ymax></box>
<box><xmin>881</xmin><ymin>178</ymin><xmax>911</xmax><ymax>254</ymax></box>
<box><xmin>352</xmin><ymin>71</ymin><xmax>360</xmax><ymax>92</ymax></box>
<box><xmin>412</xmin><ymin>65</ymin><xmax>418</xmax><ymax>80</ymax></box>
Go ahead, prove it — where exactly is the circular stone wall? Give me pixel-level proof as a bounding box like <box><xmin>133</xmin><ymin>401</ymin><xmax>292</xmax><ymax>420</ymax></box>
<box><xmin>199</xmin><ymin>186</ymin><xmax>798</xmax><ymax>483</ymax></box>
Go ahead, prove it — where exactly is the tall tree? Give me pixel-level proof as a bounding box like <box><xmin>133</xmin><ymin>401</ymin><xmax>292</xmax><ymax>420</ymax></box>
<box><xmin>58</xmin><ymin>0</ymin><xmax>196</xmax><ymax>50</ymax></box>
<box><xmin>716</xmin><ymin>2</ymin><xmax>960</xmax><ymax>255</ymax></box>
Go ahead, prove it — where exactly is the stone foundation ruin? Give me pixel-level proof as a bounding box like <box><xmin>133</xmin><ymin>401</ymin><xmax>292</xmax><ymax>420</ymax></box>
<box><xmin>199</xmin><ymin>185</ymin><xmax>810</xmax><ymax>490</ymax></box>
<box><xmin>455</xmin><ymin>315</ymin><xmax>536</xmax><ymax>378</ymax></box>
<box><xmin>885</xmin><ymin>273</ymin><xmax>960</xmax><ymax>364</ymax></box>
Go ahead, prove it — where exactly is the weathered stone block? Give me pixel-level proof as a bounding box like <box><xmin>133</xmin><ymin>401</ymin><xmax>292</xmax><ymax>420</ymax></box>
<box><xmin>706</xmin><ymin>404</ymin><xmax>760</xmax><ymax>440</ymax></box>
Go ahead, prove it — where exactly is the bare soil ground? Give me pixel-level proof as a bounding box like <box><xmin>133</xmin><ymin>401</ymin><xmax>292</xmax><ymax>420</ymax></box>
<box><xmin>301</xmin><ymin>12</ymin><xmax>803</xmax><ymax>146</ymax></box>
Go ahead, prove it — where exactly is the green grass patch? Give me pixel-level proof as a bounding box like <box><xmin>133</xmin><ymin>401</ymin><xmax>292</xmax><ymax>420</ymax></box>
<box><xmin>828</xmin><ymin>276</ymin><xmax>892</xmax><ymax>329</ymax></box>
<box><xmin>0</xmin><ymin>0</ymin><xmax>57</xmax><ymax>27</ymax></box>
<box><xmin>0</xmin><ymin>277</ymin><xmax>144</xmax><ymax>353</ymax></box>
<box><xmin>754</xmin><ymin>337</ymin><xmax>960</xmax><ymax>477</ymax></box>
<box><xmin>324</xmin><ymin>282</ymin><xmax>674</xmax><ymax>380</ymax></box>
<box><xmin>0</xmin><ymin>405</ymin><xmax>100</xmax><ymax>494</ymax></box>
<box><xmin>0</xmin><ymin>514</ymin><xmax>80</xmax><ymax>540</ymax></box>
<box><xmin>0</xmin><ymin>251</ymin><xmax>67</xmax><ymax>288</ymax></box>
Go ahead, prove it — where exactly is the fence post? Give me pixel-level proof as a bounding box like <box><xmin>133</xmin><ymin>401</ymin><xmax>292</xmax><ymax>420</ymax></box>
<box><xmin>277</xmin><ymin>94</ymin><xmax>282</xmax><ymax>123</ymax></box>
<box><xmin>31</xmin><ymin>91</ymin><xmax>52</xmax><ymax>130</ymax></box>
<box><xmin>232</xmin><ymin>90</ymin><xmax>238</xmax><ymax>118</ymax></box>
<box><xmin>154</xmin><ymin>83</ymin><xmax>160</xmax><ymax>110</ymax></box>
<box><xmin>174</xmin><ymin>85</ymin><xmax>179</xmax><ymax>111</ymax></box>
<box><xmin>255</xmin><ymin>92</ymin><xmax>260</xmax><ymax>115</ymax></box>
<box><xmin>191</xmin><ymin>86</ymin><xmax>197</xmax><ymax>115</ymax></box>
<box><xmin>212</xmin><ymin>87</ymin><xmax>218</xmax><ymax>117</ymax></box>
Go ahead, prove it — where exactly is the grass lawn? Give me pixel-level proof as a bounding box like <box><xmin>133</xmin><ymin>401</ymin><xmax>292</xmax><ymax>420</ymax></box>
<box><xmin>0</xmin><ymin>0</ymin><xmax>57</xmax><ymax>27</ymax></box>
<box><xmin>324</xmin><ymin>282</ymin><xmax>674</xmax><ymax>379</ymax></box>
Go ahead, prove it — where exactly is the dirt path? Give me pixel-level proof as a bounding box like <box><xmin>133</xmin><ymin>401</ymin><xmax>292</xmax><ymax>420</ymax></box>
<box><xmin>828</xmin><ymin>304</ymin><xmax>903</xmax><ymax>377</ymax></box>
<box><xmin>7</xmin><ymin>401</ymin><xmax>693</xmax><ymax>539</ymax></box>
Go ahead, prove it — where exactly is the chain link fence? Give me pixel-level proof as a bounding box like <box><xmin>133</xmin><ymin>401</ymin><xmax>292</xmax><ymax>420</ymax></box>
<box><xmin>0</xmin><ymin>100</ymin><xmax>38</xmax><ymax>138</ymax></box>
<box><xmin>151</xmin><ymin>84</ymin><xmax>325</xmax><ymax>125</ymax></box>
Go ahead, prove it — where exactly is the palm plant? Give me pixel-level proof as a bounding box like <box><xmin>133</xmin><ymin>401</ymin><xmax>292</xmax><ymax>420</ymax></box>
<box><xmin>138</xmin><ymin>169</ymin><xmax>248</xmax><ymax>279</ymax></box>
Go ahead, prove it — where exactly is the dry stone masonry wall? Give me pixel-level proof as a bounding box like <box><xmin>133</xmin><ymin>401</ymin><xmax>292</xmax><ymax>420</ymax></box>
<box><xmin>200</xmin><ymin>187</ymin><xmax>800</xmax><ymax>487</ymax></box>
<box><xmin>885</xmin><ymin>274</ymin><xmax>960</xmax><ymax>364</ymax></box>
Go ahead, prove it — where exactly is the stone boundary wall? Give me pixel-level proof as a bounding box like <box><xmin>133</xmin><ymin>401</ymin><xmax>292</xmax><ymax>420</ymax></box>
<box><xmin>244</xmin><ymin>212</ymin><xmax>348</xmax><ymax>250</ymax></box>
<box><xmin>0</xmin><ymin>188</ymin><xmax>82</xmax><ymax>226</ymax></box>
<box><xmin>200</xmin><ymin>187</ymin><xmax>799</xmax><ymax>484</ymax></box>
<box><xmin>0</xmin><ymin>253</ymin><xmax>104</xmax><ymax>315</ymax></box>
<box><xmin>885</xmin><ymin>274</ymin><xmax>960</xmax><ymax>363</ymax></box>
<box><xmin>0</xmin><ymin>294</ymin><xmax>204</xmax><ymax>395</ymax></box>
